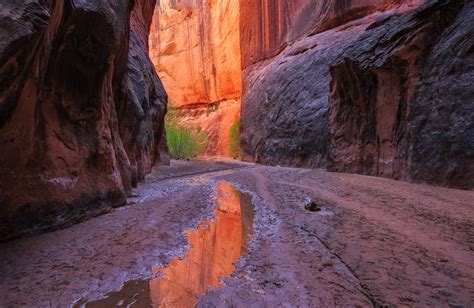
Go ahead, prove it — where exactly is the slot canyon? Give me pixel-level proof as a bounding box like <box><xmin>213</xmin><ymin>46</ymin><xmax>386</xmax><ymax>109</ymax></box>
<box><xmin>0</xmin><ymin>0</ymin><xmax>473</xmax><ymax>307</ymax></box>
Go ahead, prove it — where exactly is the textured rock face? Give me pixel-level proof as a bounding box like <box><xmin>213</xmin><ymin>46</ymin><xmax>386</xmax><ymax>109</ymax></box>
<box><xmin>0</xmin><ymin>0</ymin><xmax>167</xmax><ymax>241</ymax></box>
<box><xmin>240</xmin><ymin>1</ymin><xmax>420</xmax><ymax>167</ymax></box>
<box><xmin>240</xmin><ymin>0</ymin><xmax>473</xmax><ymax>188</ymax></box>
<box><xmin>149</xmin><ymin>0</ymin><xmax>241</xmax><ymax>156</ymax></box>
<box><xmin>177</xmin><ymin>100</ymin><xmax>241</xmax><ymax>156</ymax></box>
<box><xmin>328</xmin><ymin>0</ymin><xmax>473</xmax><ymax>188</ymax></box>
<box><xmin>239</xmin><ymin>0</ymin><xmax>423</xmax><ymax>68</ymax></box>
<box><xmin>406</xmin><ymin>1</ymin><xmax>474</xmax><ymax>188</ymax></box>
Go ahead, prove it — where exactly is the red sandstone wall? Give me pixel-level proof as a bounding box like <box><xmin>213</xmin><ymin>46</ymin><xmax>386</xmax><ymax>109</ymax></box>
<box><xmin>149</xmin><ymin>0</ymin><xmax>241</xmax><ymax>156</ymax></box>
<box><xmin>0</xmin><ymin>0</ymin><xmax>167</xmax><ymax>241</ymax></box>
<box><xmin>150</xmin><ymin>0</ymin><xmax>241</xmax><ymax>107</ymax></box>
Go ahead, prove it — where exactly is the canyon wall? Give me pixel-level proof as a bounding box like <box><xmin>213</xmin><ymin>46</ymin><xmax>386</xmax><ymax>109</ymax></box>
<box><xmin>239</xmin><ymin>0</ymin><xmax>423</xmax><ymax>68</ymax></box>
<box><xmin>240</xmin><ymin>0</ymin><xmax>473</xmax><ymax>189</ymax></box>
<box><xmin>0</xmin><ymin>0</ymin><xmax>167</xmax><ymax>241</ymax></box>
<box><xmin>149</xmin><ymin>0</ymin><xmax>241</xmax><ymax>156</ymax></box>
<box><xmin>328</xmin><ymin>0</ymin><xmax>473</xmax><ymax>187</ymax></box>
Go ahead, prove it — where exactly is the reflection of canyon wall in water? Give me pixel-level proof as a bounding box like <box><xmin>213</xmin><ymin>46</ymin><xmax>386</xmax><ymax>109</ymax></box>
<box><xmin>149</xmin><ymin>182</ymin><xmax>254</xmax><ymax>306</ymax></box>
<box><xmin>149</xmin><ymin>0</ymin><xmax>241</xmax><ymax>156</ymax></box>
<box><xmin>239</xmin><ymin>0</ymin><xmax>474</xmax><ymax>189</ymax></box>
<box><xmin>0</xmin><ymin>0</ymin><xmax>167</xmax><ymax>241</ymax></box>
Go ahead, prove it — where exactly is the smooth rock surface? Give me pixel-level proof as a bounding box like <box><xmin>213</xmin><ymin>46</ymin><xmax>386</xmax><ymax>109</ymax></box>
<box><xmin>240</xmin><ymin>0</ymin><xmax>473</xmax><ymax>189</ymax></box>
<box><xmin>149</xmin><ymin>0</ymin><xmax>241</xmax><ymax>156</ymax></box>
<box><xmin>239</xmin><ymin>0</ymin><xmax>423</xmax><ymax>68</ymax></box>
<box><xmin>0</xmin><ymin>0</ymin><xmax>167</xmax><ymax>241</ymax></box>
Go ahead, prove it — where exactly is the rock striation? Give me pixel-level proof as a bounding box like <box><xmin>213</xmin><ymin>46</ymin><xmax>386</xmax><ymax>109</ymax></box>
<box><xmin>240</xmin><ymin>0</ymin><xmax>473</xmax><ymax>189</ymax></box>
<box><xmin>328</xmin><ymin>0</ymin><xmax>473</xmax><ymax>188</ymax></box>
<box><xmin>149</xmin><ymin>0</ymin><xmax>241</xmax><ymax>156</ymax></box>
<box><xmin>239</xmin><ymin>0</ymin><xmax>423</xmax><ymax>68</ymax></box>
<box><xmin>0</xmin><ymin>0</ymin><xmax>167</xmax><ymax>241</ymax></box>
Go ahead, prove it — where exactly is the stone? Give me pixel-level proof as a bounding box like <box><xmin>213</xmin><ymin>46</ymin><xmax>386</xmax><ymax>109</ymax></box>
<box><xmin>149</xmin><ymin>0</ymin><xmax>241</xmax><ymax>156</ymax></box>
<box><xmin>328</xmin><ymin>0</ymin><xmax>473</xmax><ymax>189</ymax></box>
<box><xmin>239</xmin><ymin>0</ymin><xmax>473</xmax><ymax>189</ymax></box>
<box><xmin>304</xmin><ymin>197</ymin><xmax>321</xmax><ymax>212</ymax></box>
<box><xmin>0</xmin><ymin>0</ymin><xmax>167</xmax><ymax>241</ymax></box>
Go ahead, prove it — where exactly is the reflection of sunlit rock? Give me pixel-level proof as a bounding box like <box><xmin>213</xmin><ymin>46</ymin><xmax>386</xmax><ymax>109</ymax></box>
<box><xmin>149</xmin><ymin>182</ymin><xmax>254</xmax><ymax>307</ymax></box>
<box><xmin>81</xmin><ymin>182</ymin><xmax>254</xmax><ymax>307</ymax></box>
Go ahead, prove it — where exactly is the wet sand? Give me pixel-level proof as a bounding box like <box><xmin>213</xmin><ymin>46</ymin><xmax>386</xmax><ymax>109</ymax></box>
<box><xmin>81</xmin><ymin>181</ymin><xmax>255</xmax><ymax>307</ymax></box>
<box><xmin>1</xmin><ymin>159</ymin><xmax>473</xmax><ymax>307</ymax></box>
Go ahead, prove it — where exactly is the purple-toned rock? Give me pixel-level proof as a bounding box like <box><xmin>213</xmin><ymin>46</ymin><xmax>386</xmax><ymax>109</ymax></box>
<box><xmin>328</xmin><ymin>0</ymin><xmax>473</xmax><ymax>189</ymax></box>
<box><xmin>240</xmin><ymin>0</ymin><xmax>473</xmax><ymax>189</ymax></box>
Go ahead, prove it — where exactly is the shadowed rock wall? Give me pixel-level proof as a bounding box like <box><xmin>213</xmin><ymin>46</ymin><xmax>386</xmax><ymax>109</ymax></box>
<box><xmin>0</xmin><ymin>0</ymin><xmax>167</xmax><ymax>241</ymax></box>
<box><xmin>240</xmin><ymin>0</ymin><xmax>473</xmax><ymax>189</ymax></box>
<box><xmin>239</xmin><ymin>0</ymin><xmax>423</xmax><ymax>68</ymax></box>
<box><xmin>328</xmin><ymin>0</ymin><xmax>473</xmax><ymax>188</ymax></box>
<box><xmin>406</xmin><ymin>1</ymin><xmax>474</xmax><ymax>188</ymax></box>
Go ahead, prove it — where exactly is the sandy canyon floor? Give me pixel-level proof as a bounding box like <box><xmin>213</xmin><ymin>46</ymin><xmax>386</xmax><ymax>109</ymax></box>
<box><xmin>0</xmin><ymin>159</ymin><xmax>473</xmax><ymax>307</ymax></box>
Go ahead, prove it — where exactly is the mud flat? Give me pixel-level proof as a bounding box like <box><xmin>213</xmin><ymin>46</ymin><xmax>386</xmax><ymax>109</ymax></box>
<box><xmin>1</xmin><ymin>160</ymin><xmax>473</xmax><ymax>307</ymax></box>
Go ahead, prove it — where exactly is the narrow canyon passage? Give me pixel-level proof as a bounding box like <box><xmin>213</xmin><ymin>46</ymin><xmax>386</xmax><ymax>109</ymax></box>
<box><xmin>1</xmin><ymin>160</ymin><xmax>473</xmax><ymax>306</ymax></box>
<box><xmin>1</xmin><ymin>0</ymin><xmax>473</xmax><ymax>307</ymax></box>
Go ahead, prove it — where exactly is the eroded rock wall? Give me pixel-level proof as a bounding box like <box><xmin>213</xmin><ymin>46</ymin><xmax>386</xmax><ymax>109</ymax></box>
<box><xmin>328</xmin><ymin>0</ymin><xmax>472</xmax><ymax>187</ymax></box>
<box><xmin>149</xmin><ymin>0</ymin><xmax>241</xmax><ymax>156</ymax></box>
<box><xmin>239</xmin><ymin>0</ymin><xmax>423</xmax><ymax>68</ymax></box>
<box><xmin>240</xmin><ymin>0</ymin><xmax>420</xmax><ymax>167</ymax></box>
<box><xmin>407</xmin><ymin>1</ymin><xmax>474</xmax><ymax>188</ymax></box>
<box><xmin>0</xmin><ymin>0</ymin><xmax>167</xmax><ymax>241</ymax></box>
<box><xmin>240</xmin><ymin>0</ymin><xmax>473</xmax><ymax>189</ymax></box>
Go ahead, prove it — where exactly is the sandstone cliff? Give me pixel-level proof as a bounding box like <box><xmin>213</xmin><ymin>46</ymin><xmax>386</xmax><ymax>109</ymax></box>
<box><xmin>239</xmin><ymin>0</ymin><xmax>423</xmax><ymax>68</ymax></box>
<box><xmin>240</xmin><ymin>0</ymin><xmax>473</xmax><ymax>189</ymax></box>
<box><xmin>0</xmin><ymin>0</ymin><xmax>167</xmax><ymax>241</ymax></box>
<box><xmin>328</xmin><ymin>0</ymin><xmax>473</xmax><ymax>188</ymax></box>
<box><xmin>149</xmin><ymin>0</ymin><xmax>241</xmax><ymax>156</ymax></box>
<box><xmin>2</xmin><ymin>0</ymin><xmax>471</xmax><ymax>243</ymax></box>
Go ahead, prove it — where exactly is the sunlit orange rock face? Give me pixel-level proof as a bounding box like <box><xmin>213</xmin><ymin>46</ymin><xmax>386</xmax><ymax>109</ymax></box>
<box><xmin>149</xmin><ymin>0</ymin><xmax>241</xmax><ymax>156</ymax></box>
<box><xmin>149</xmin><ymin>182</ymin><xmax>254</xmax><ymax>306</ymax></box>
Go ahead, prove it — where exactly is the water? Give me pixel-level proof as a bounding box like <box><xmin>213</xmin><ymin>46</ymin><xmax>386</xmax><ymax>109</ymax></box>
<box><xmin>77</xmin><ymin>181</ymin><xmax>254</xmax><ymax>307</ymax></box>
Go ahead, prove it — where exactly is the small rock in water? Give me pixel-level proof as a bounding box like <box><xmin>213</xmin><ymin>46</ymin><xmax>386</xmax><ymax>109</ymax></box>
<box><xmin>303</xmin><ymin>197</ymin><xmax>321</xmax><ymax>212</ymax></box>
